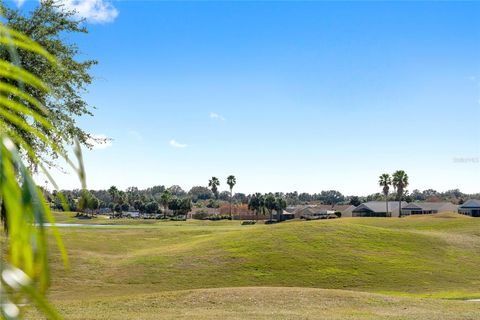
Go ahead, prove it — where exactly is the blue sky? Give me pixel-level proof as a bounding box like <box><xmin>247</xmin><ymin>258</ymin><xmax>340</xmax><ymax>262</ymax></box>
<box><xmin>16</xmin><ymin>1</ymin><xmax>480</xmax><ymax>195</ymax></box>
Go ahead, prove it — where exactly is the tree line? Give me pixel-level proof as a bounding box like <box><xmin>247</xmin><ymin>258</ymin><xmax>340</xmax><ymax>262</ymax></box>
<box><xmin>45</xmin><ymin>176</ymin><xmax>478</xmax><ymax>216</ymax></box>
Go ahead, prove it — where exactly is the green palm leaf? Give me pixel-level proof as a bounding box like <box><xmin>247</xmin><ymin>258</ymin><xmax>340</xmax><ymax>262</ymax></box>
<box><xmin>1</xmin><ymin>20</ymin><xmax>84</xmax><ymax>320</ymax></box>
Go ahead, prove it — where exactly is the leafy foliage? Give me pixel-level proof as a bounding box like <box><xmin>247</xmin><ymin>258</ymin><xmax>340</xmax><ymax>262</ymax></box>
<box><xmin>0</xmin><ymin>0</ymin><xmax>97</xmax><ymax>167</ymax></box>
<box><xmin>0</xmin><ymin>15</ymin><xmax>85</xmax><ymax>319</ymax></box>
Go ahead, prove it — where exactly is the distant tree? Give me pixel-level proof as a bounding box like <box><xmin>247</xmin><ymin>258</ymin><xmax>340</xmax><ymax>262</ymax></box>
<box><xmin>90</xmin><ymin>196</ymin><xmax>100</xmax><ymax>212</ymax></box>
<box><xmin>392</xmin><ymin>170</ymin><xmax>409</xmax><ymax>218</ymax></box>
<box><xmin>168</xmin><ymin>197</ymin><xmax>181</xmax><ymax>217</ymax></box>
<box><xmin>264</xmin><ymin>193</ymin><xmax>277</xmax><ymax>221</ymax></box>
<box><xmin>126</xmin><ymin>186</ymin><xmax>139</xmax><ymax>204</ymax></box>
<box><xmin>349</xmin><ymin>196</ymin><xmax>361</xmax><ymax>207</ymax></box>
<box><xmin>422</xmin><ymin>189</ymin><xmax>438</xmax><ymax>199</ymax></box>
<box><xmin>160</xmin><ymin>190</ymin><xmax>171</xmax><ymax>219</ymax></box>
<box><xmin>208</xmin><ymin>177</ymin><xmax>220</xmax><ymax>199</ymax></box>
<box><xmin>443</xmin><ymin>189</ymin><xmax>464</xmax><ymax>200</ymax></box>
<box><xmin>233</xmin><ymin>193</ymin><xmax>247</xmax><ymax>204</ymax></box>
<box><xmin>320</xmin><ymin>190</ymin><xmax>345</xmax><ymax>206</ymax></box>
<box><xmin>145</xmin><ymin>201</ymin><xmax>159</xmax><ymax>214</ymax></box>
<box><xmin>366</xmin><ymin>192</ymin><xmax>384</xmax><ymax>202</ymax></box>
<box><xmin>298</xmin><ymin>192</ymin><xmax>313</xmax><ymax>203</ymax></box>
<box><xmin>274</xmin><ymin>196</ymin><xmax>287</xmax><ymax>221</ymax></box>
<box><xmin>188</xmin><ymin>186</ymin><xmax>213</xmax><ymax>202</ymax></box>
<box><xmin>148</xmin><ymin>185</ymin><xmax>166</xmax><ymax>198</ymax></box>
<box><xmin>248</xmin><ymin>193</ymin><xmax>264</xmax><ymax>221</ymax></box>
<box><xmin>168</xmin><ymin>185</ymin><xmax>186</xmax><ymax>197</ymax></box>
<box><xmin>285</xmin><ymin>191</ymin><xmax>299</xmax><ymax>205</ymax></box>
<box><xmin>379</xmin><ymin>173</ymin><xmax>392</xmax><ymax>216</ymax></box>
<box><xmin>133</xmin><ymin>200</ymin><xmax>143</xmax><ymax>211</ymax></box>
<box><xmin>108</xmin><ymin>186</ymin><xmax>119</xmax><ymax>204</ymax></box>
<box><xmin>121</xmin><ymin>203</ymin><xmax>130</xmax><ymax>212</ymax></box>
<box><xmin>218</xmin><ymin>191</ymin><xmax>230</xmax><ymax>201</ymax></box>
<box><xmin>77</xmin><ymin>189</ymin><xmax>91</xmax><ymax>213</ymax></box>
<box><xmin>178</xmin><ymin>198</ymin><xmax>192</xmax><ymax>221</ymax></box>
<box><xmin>114</xmin><ymin>204</ymin><xmax>122</xmax><ymax>216</ymax></box>
<box><xmin>206</xmin><ymin>199</ymin><xmax>220</xmax><ymax>208</ymax></box>
<box><xmin>227</xmin><ymin>175</ymin><xmax>236</xmax><ymax>219</ymax></box>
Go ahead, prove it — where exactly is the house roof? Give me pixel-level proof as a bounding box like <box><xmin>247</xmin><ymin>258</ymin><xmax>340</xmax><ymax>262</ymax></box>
<box><xmin>353</xmin><ymin>201</ymin><xmax>407</xmax><ymax>213</ymax></box>
<box><xmin>290</xmin><ymin>204</ymin><xmax>355</xmax><ymax>216</ymax></box>
<box><xmin>460</xmin><ymin>199</ymin><xmax>480</xmax><ymax>208</ymax></box>
<box><xmin>402</xmin><ymin>202</ymin><xmax>458</xmax><ymax>211</ymax></box>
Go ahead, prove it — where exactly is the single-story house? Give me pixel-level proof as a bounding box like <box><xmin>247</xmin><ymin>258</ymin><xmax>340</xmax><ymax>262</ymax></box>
<box><xmin>401</xmin><ymin>202</ymin><xmax>458</xmax><ymax>216</ymax></box>
<box><xmin>273</xmin><ymin>210</ymin><xmax>295</xmax><ymax>221</ymax></box>
<box><xmin>290</xmin><ymin>204</ymin><xmax>355</xmax><ymax>218</ymax></box>
<box><xmin>458</xmin><ymin>199</ymin><xmax>480</xmax><ymax>217</ymax></box>
<box><xmin>352</xmin><ymin>201</ymin><xmax>407</xmax><ymax>217</ymax></box>
<box><xmin>124</xmin><ymin>210</ymin><xmax>140</xmax><ymax>218</ymax></box>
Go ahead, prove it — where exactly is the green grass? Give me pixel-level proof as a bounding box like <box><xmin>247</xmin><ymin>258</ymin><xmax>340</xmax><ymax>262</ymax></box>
<box><xmin>24</xmin><ymin>287</ymin><xmax>480</xmax><ymax>320</ymax></box>
<box><xmin>17</xmin><ymin>212</ymin><xmax>480</xmax><ymax>318</ymax></box>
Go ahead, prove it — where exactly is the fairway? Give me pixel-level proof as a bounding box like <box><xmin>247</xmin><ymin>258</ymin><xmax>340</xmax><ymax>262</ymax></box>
<box><xmin>23</xmin><ymin>213</ymin><xmax>480</xmax><ymax>318</ymax></box>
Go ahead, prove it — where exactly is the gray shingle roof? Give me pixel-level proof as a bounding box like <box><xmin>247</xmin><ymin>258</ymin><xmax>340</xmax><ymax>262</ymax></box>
<box><xmin>354</xmin><ymin>201</ymin><xmax>406</xmax><ymax>212</ymax></box>
<box><xmin>460</xmin><ymin>199</ymin><xmax>480</xmax><ymax>208</ymax></box>
<box><xmin>353</xmin><ymin>201</ymin><xmax>407</xmax><ymax>217</ymax></box>
<box><xmin>402</xmin><ymin>202</ymin><xmax>458</xmax><ymax>211</ymax></box>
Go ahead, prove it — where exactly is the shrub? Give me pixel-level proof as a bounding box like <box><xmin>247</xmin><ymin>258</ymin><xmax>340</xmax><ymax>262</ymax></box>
<box><xmin>192</xmin><ymin>211</ymin><xmax>209</xmax><ymax>220</ymax></box>
<box><xmin>241</xmin><ymin>220</ymin><xmax>256</xmax><ymax>225</ymax></box>
<box><xmin>334</xmin><ymin>212</ymin><xmax>342</xmax><ymax>218</ymax></box>
<box><xmin>265</xmin><ymin>219</ymin><xmax>278</xmax><ymax>225</ymax></box>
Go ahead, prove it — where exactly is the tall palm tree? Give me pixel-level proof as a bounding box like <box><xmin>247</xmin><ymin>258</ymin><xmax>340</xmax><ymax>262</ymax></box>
<box><xmin>378</xmin><ymin>173</ymin><xmax>391</xmax><ymax>217</ymax></box>
<box><xmin>226</xmin><ymin>175</ymin><xmax>236</xmax><ymax>220</ymax></box>
<box><xmin>108</xmin><ymin>185</ymin><xmax>118</xmax><ymax>204</ymax></box>
<box><xmin>208</xmin><ymin>177</ymin><xmax>220</xmax><ymax>199</ymax></box>
<box><xmin>392</xmin><ymin>170</ymin><xmax>409</xmax><ymax>218</ymax></box>
<box><xmin>160</xmin><ymin>190</ymin><xmax>171</xmax><ymax>219</ymax></box>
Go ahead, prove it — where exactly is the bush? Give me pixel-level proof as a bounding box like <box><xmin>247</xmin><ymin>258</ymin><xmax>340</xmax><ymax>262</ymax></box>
<box><xmin>205</xmin><ymin>215</ymin><xmax>231</xmax><ymax>221</ymax></box>
<box><xmin>241</xmin><ymin>220</ymin><xmax>256</xmax><ymax>225</ymax></box>
<box><xmin>264</xmin><ymin>219</ymin><xmax>278</xmax><ymax>225</ymax></box>
<box><xmin>334</xmin><ymin>212</ymin><xmax>342</xmax><ymax>218</ymax></box>
<box><xmin>192</xmin><ymin>211</ymin><xmax>209</xmax><ymax>220</ymax></box>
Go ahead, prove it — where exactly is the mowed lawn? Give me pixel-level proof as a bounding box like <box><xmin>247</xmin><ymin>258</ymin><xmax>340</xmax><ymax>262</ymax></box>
<box><xmin>22</xmin><ymin>212</ymin><xmax>480</xmax><ymax>319</ymax></box>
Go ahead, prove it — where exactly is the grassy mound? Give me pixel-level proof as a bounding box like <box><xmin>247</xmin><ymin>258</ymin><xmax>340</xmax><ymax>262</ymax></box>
<box><xmin>44</xmin><ymin>212</ymin><xmax>480</xmax><ymax>302</ymax></box>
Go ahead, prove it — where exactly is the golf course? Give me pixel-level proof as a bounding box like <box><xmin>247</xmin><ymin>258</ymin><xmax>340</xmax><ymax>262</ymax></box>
<box><xmin>22</xmin><ymin>212</ymin><xmax>480</xmax><ymax>319</ymax></box>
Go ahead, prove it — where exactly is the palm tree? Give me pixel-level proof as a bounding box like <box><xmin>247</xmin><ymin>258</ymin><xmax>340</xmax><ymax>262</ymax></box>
<box><xmin>274</xmin><ymin>197</ymin><xmax>287</xmax><ymax>222</ymax></box>
<box><xmin>226</xmin><ymin>175</ymin><xmax>236</xmax><ymax>220</ymax></box>
<box><xmin>378</xmin><ymin>174</ymin><xmax>391</xmax><ymax>217</ymax></box>
<box><xmin>160</xmin><ymin>190</ymin><xmax>171</xmax><ymax>219</ymax></box>
<box><xmin>392</xmin><ymin>170</ymin><xmax>409</xmax><ymax>218</ymax></box>
<box><xmin>208</xmin><ymin>177</ymin><xmax>220</xmax><ymax>199</ymax></box>
<box><xmin>264</xmin><ymin>193</ymin><xmax>276</xmax><ymax>221</ymax></box>
<box><xmin>248</xmin><ymin>193</ymin><xmax>264</xmax><ymax>221</ymax></box>
<box><xmin>1</xmin><ymin>22</ymin><xmax>84</xmax><ymax>318</ymax></box>
<box><xmin>108</xmin><ymin>185</ymin><xmax>118</xmax><ymax>204</ymax></box>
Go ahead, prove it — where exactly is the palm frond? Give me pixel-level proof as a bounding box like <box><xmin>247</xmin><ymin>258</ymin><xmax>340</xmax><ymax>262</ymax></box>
<box><xmin>1</xmin><ymin>21</ymin><xmax>84</xmax><ymax>320</ymax></box>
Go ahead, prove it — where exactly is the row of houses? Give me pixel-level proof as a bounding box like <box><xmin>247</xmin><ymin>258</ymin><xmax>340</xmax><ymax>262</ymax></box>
<box><xmin>287</xmin><ymin>199</ymin><xmax>480</xmax><ymax>219</ymax></box>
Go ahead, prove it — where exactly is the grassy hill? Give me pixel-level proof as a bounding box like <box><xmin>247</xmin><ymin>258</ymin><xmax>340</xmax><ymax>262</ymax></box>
<box><xmin>20</xmin><ymin>212</ymin><xmax>480</xmax><ymax>318</ymax></box>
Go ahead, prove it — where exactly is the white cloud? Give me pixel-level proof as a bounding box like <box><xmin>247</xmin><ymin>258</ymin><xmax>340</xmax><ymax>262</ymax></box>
<box><xmin>209</xmin><ymin>112</ymin><xmax>226</xmax><ymax>121</ymax></box>
<box><xmin>87</xmin><ymin>134</ymin><xmax>112</xmax><ymax>150</ymax></box>
<box><xmin>169</xmin><ymin>139</ymin><xmax>187</xmax><ymax>148</ymax></box>
<box><xmin>54</xmin><ymin>0</ymin><xmax>119</xmax><ymax>23</ymax></box>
